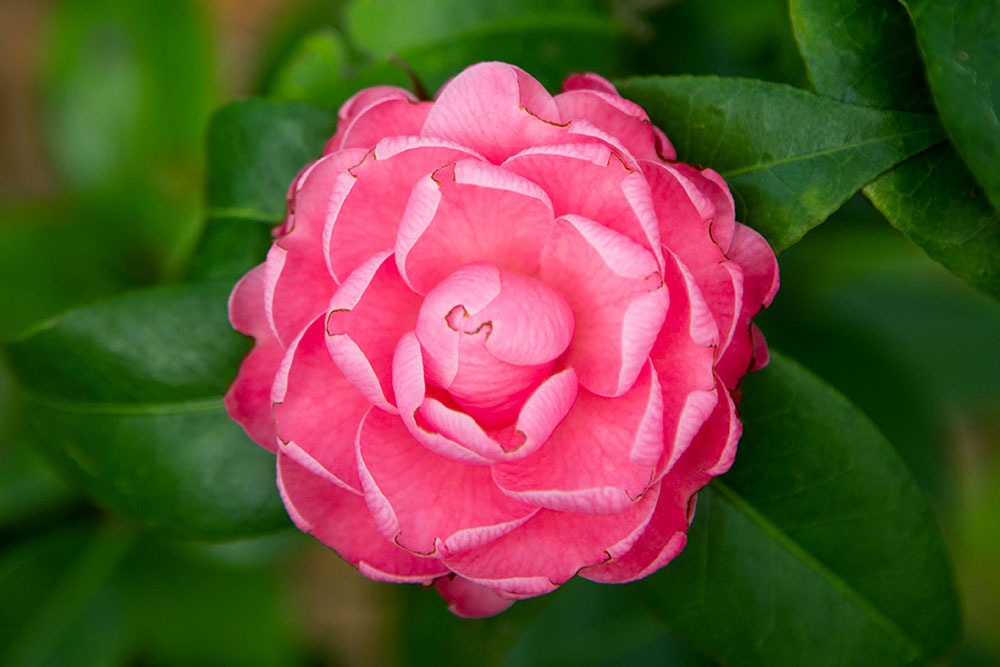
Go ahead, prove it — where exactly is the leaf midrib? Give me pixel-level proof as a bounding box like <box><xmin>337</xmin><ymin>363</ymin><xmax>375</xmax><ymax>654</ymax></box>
<box><xmin>710</xmin><ymin>480</ymin><xmax>926</xmax><ymax>662</ymax></box>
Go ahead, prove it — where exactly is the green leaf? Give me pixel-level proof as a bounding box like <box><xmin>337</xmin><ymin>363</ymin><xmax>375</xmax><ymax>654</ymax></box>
<box><xmin>866</xmin><ymin>146</ymin><xmax>1000</xmax><ymax>299</ymax></box>
<box><xmin>789</xmin><ymin>0</ymin><xmax>931</xmax><ymax>112</ymax></box>
<box><xmin>617</xmin><ymin>76</ymin><xmax>944</xmax><ymax>250</ymax></box>
<box><xmin>2</xmin><ymin>285</ymin><xmax>286</xmax><ymax>539</ymax></box>
<box><xmin>638</xmin><ymin>352</ymin><xmax>961</xmax><ymax>666</ymax></box>
<box><xmin>206</xmin><ymin>99</ymin><xmax>336</xmax><ymax>223</ymax></box>
<box><xmin>789</xmin><ymin>0</ymin><xmax>1000</xmax><ymax>300</ymax></box>
<box><xmin>901</xmin><ymin>0</ymin><xmax>1000</xmax><ymax>212</ymax></box>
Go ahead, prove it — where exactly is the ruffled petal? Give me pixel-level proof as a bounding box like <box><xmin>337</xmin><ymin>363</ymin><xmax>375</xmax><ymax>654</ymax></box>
<box><xmin>326</xmin><ymin>251</ymin><xmax>421</xmax><ymax>411</ymax></box>
<box><xmin>421</xmin><ymin>62</ymin><xmax>566</xmax><ymax>163</ymax></box>
<box><xmin>277</xmin><ymin>453</ymin><xmax>448</xmax><ymax>582</ymax></box>
<box><xmin>272</xmin><ymin>316</ymin><xmax>368</xmax><ymax>492</ymax></box>
<box><xmin>356</xmin><ymin>408</ymin><xmax>536</xmax><ymax>555</ymax></box>
<box><xmin>327</xmin><ymin>90</ymin><xmax>431</xmax><ymax>152</ymax></box>
<box><xmin>325</xmin><ymin>136</ymin><xmax>481</xmax><ymax>283</ymax></box>
<box><xmin>538</xmin><ymin>214</ymin><xmax>668</xmax><ymax>397</ymax></box>
<box><xmin>555</xmin><ymin>89</ymin><xmax>662</xmax><ymax>164</ymax></box>
<box><xmin>225</xmin><ymin>264</ymin><xmax>283</xmax><ymax>451</ymax></box>
<box><xmin>440</xmin><ymin>485</ymin><xmax>659</xmax><ymax>596</ymax></box>
<box><xmin>492</xmin><ymin>362</ymin><xmax>662</xmax><ymax>515</ymax></box>
<box><xmin>395</xmin><ymin>159</ymin><xmax>555</xmax><ymax>294</ymax></box>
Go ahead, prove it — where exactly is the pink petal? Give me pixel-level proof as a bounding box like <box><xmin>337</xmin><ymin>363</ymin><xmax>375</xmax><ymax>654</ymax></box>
<box><xmin>421</xmin><ymin>62</ymin><xmax>566</xmax><ymax>163</ymax></box>
<box><xmin>395</xmin><ymin>159</ymin><xmax>555</xmax><ymax>294</ymax></box>
<box><xmin>492</xmin><ymin>362</ymin><xmax>663</xmax><ymax>515</ymax></box>
<box><xmin>356</xmin><ymin>408</ymin><xmax>536</xmax><ymax>555</ymax></box>
<box><xmin>562</xmin><ymin>72</ymin><xmax>619</xmax><ymax>95</ymax></box>
<box><xmin>277</xmin><ymin>453</ymin><xmax>448</xmax><ymax>583</ymax></box>
<box><xmin>434</xmin><ymin>575</ymin><xmax>514</xmax><ymax>618</ymax></box>
<box><xmin>440</xmin><ymin>485</ymin><xmax>660</xmax><ymax>596</ymax></box>
<box><xmin>329</xmin><ymin>93</ymin><xmax>431</xmax><ymax>152</ymax></box>
<box><xmin>326</xmin><ymin>251</ymin><xmax>421</xmax><ymax>411</ymax></box>
<box><xmin>670</xmin><ymin>164</ymin><xmax>736</xmax><ymax>253</ymax></box>
<box><xmin>271</xmin><ymin>316</ymin><xmax>368</xmax><ymax>492</ymax></box>
<box><xmin>225</xmin><ymin>264</ymin><xmax>283</xmax><ymax>451</ymax></box>
<box><xmin>325</xmin><ymin>136</ymin><xmax>481</xmax><ymax>283</ymax></box>
<box><xmin>583</xmin><ymin>385</ymin><xmax>740</xmax><ymax>583</ymax></box>
<box><xmin>262</xmin><ymin>149</ymin><xmax>368</xmax><ymax>345</ymax></box>
<box><xmin>392</xmin><ymin>332</ymin><xmax>494</xmax><ymax>465</ymax></box>
<box><xmin>555</xmin><ymin>88</ymin><xmax>662</xmax><ymax>164</ymax></box>
<box><xmin>503</xmin><ymin>143</ymin><xmax>662</xmax><ymax>262</ymax></box>
<box><xmin>538</xmin><ymin>214</ymin><xmax>667</xmax><ymax>397</ymax></box>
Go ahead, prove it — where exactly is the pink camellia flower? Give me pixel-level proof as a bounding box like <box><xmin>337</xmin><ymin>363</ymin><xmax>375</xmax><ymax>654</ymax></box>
<box><xmin>226</xmin><ymin>62</ymin><xmax>778</xmax><ymax>618</ymax></box>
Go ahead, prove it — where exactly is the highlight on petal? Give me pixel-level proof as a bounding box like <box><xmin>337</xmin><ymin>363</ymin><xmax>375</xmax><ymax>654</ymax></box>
<box><xmin>421</xmin><ymin>62</ymin><xmax>566</xmax><ymax>163</ymax></box>
<box><xmin>395</xmin><ymin>159</ymin><xmax>555</xmax><ymax>294</ymax></box>
<box><xmin>538</xmin><ymin>214</ymin><xmax>668</xmax><ymax>397</ymax></box>
<box><xmin>325</xmin><ymin>251</ymin><xmax>421</xmax><ymax>411</ymax></box>
<box><xmin>278</xmin><ymin>453</ymin><xmax>448</xmax><ymax>583</ymax></box>
<box><xmin>356</xmin><ymin>408</ymin><xmax>536</xmax><ymax>556</ymax></box>
<box><xmin>492</xmin><ymin>362</ymin><xmax>662</xmax><ymax>515</ymax></box>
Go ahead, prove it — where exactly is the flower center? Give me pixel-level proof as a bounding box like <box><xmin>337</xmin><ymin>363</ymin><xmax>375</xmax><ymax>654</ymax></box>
<box><xmin>415</xmin><ymin>263</ymin><xmax>575</xmax><ymax>426</ymax></box>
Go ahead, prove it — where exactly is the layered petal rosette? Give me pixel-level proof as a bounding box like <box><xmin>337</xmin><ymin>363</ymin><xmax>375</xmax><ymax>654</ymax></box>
<box><xmin>226</xmin><ymin>62</ymin><xmax>778</xmax><ymax>618</ymax></box>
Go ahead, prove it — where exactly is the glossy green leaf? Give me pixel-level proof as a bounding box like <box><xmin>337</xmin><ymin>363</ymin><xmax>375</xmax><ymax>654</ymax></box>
<box><xmin>900</xmin><ymin>0</ymin><xmax>1000</xmax><ymax>212</ymax></box>
<box><xmin>617</xmin><ymin>77</ymin><xmax>944</xmax><ymax>250</ymax></box>
<box><xmin>2</xmin><ymin>285</ymin><xmax>286</xmax><ymax>539</ymax></box>
<box><xmin>789</xmin><ymin>0</ymin><xmax>931</xmax><ymax>112</ymax></box>
<box><xmin>866</xmin><ymin>147</ymin><xmax>1000</xmax><ymax>299</ymax></box>
<box><xmin>206</xmin><ymin>99</ymin><xmax>336</xmax><ymax>223</ymax></box>
<box><xmin>638</xmin><ymin>352</ymin><xmax>961</xmax><ymax>666</ymax></box>
<box><xmin>790</xmin><ymin>0</ymin><xmax>1000</xmax><ymax>300</ymax></box>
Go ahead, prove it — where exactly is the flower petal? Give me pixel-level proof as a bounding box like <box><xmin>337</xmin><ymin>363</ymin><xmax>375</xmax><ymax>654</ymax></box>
<box><xmin>434</xmin><ymin>575</ymin><xmax>515</xmax><ymax>618</ymax></box>
<box><xmin>538</xmin><ymin>214</ymin><xmax>668</xmax><ymax>397</ymax></box>
<box><xmin>492</xmin><ymin>362</ymin><xmax>662</xmax><ymax>515</ymax></box>
<box><xmin>440</xmin><ymin>485</ymin><xmax>659</xmax><ymax>596</ymax></box>
<box><xmin>272</xmin><ymin>316</ymin><xmax>368</xmax><ymax>492</ymax></box>
<box><xmin>395</xmin><ymin>159</ymin><xmax>555</xmax><ymax>294</ymax></box>
<box><xmin>325</xmin><ymin>136</ymin><xmax>481</xmax><ymax>283</ymax></box>
<box><xmin>555</xmin><ymin>88</ymin><xmax>662</xmax><ymax>164</ymax></box>
<box><xmin>225</xmin><ymin>264</ymin><xmax>283</xmax><ymax>451</ymax></box>
<box><xmin>421</xmin><ymin>62</ymin><xmax>565</xmax><ymax>163</ymax></box>
<box><xmin>326</xmin><ymin>251</ymin><xmax>421</xmax><ymax>411</ymax></box>
<box><xmin>278</xmin><ymin>452</ymin><xmax>448</xmax><ymax>583</ymax></box>
<box><xmin>328</xmin><ymin>91</ymin><xmax>431</xmax><ymax>152</ymax></box>
<box><xmin>356</xmin><ymin>407</ymin><xmax>536</xmax><ymax>556</ymax></box>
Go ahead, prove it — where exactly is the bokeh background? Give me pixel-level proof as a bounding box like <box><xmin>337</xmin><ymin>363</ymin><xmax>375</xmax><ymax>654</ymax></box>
<box><xmin>1</xmin><ymin>0</ymin><xmax>997</xmax><ymax>665</ymax></box>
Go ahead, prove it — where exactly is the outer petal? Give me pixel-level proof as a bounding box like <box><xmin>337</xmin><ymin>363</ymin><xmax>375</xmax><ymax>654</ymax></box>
<box><xmin>440</xmin><ymin>485</ymin><xmax>660</xmax><ymax>597</ymax></box>
<box><xmin>325</xmin><ymin>136</ymin><xmax>482</xmax><ymax>283</ymax></box>
<box><xmin>326</xmin><ymin>251</ymin><xmax>421</xmax><ymax>411</ymax></box>
<box><xmin>434</xmin><ymin>575</ymin><xmax>514</xmax><ymax>618</ymax></box>
<box><xmin>327</xmin><ymin>91</ymin><xmax>431</xmax><ymax>152</ymax></box>
<box><xmin>395</xmin><ymin>159</ymin><xmax>555</xmax><ymax>294</ymax></box>
<box><xmin>272</xmin><ymin>316</ymin><xmax>368</xmax><ymax>493</ymax></box>
<box><xmin>582</xmin><ymin>385</ymin><xmax>740</xmax><ymax>583</ymax></box>
<box><xmin>538</xmin><ymin>214</ymin><xmax>668</xmax><ymax>397</ymax></box>
<box><xmin>277</xmin><ymin>453</ymin><xmax>448</xmax><ymax>582</ymax></box>
<box><xmin>492</xmin><ymin>362</ymin><xmax>663</xmax><ymax>515</ymax></box>
<box><xmin>356</xmin><ymin>408</ymin><xmax>536</xmax><ymax>556</ymax></box>
<box><xmin>225</xmin><ymin>264</ymin><xmax>283</xmax><ymax>451</ymax></box>
<box><xmin>503</xmin><ymin>143</ymin><xmax>662</xmax><ymax>264</ymax></box>
<box><xmin>421</xmin><ymin>62</ymin><xmax>566</xmax><ymax>163</ymax></box>
<box><xmin>264</xmin><ymin>149</ymin><xmax>367</xmax><ymax>345</ymax></box>
<box><xmin>554</xmin><ymin>88</ymin><xmax>662</xmax><ymax>164</ymax></box>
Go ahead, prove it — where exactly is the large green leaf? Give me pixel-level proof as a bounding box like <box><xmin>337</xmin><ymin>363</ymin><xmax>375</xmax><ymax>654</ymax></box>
<box><xmin>900</xmin><ymin>0</ymin><xmax>1000</xmax><ymax>213</ymax></box>
<box><xmin>790</xmin><ymin>0</ymin><xmax>1000</xmax><ymax>300</ymax></box>
<box><xmin>789</xmin><ymin>0</ymin><xmax>931</xmax><ymax>112</ymax></box>
<box><xmin>2</xmin><ymin>285</ymin><xmax>286</xmax><ymax>539</ymax></box>
<box><xmin>617</xmin><ymin>77</ymin><xmax>944</xmax><ymax>250</ymax></box>
<box><xmin>638</xmin><ymin>352</ymin><xmax>961</xmax><ymax>666</ymax></box>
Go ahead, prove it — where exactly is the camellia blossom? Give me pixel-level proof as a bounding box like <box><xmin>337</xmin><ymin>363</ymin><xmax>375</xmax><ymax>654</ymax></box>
<box><xmin>226</xmin><ymin>62</ymin><xmax>778</xmax><ymax>618</ymax></box>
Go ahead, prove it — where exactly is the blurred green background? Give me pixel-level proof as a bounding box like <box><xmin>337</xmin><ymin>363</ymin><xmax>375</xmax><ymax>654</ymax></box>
<box><xmin>0</xmin><ymin>0</ymin><xmax>997</xmax><ymax>665</ymax></box>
